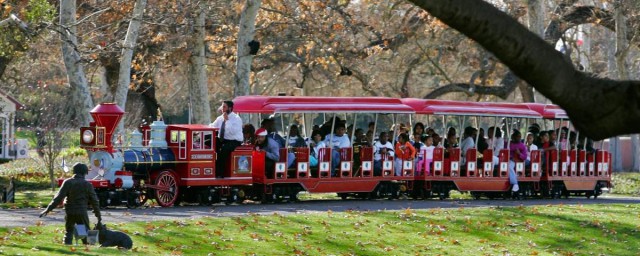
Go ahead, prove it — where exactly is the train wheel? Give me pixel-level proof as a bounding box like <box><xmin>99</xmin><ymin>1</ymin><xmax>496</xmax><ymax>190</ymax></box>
<box><xmin>225</xmin><ymin>192</ymin><xmax>237</xmax><ymax>205</ymax></box>
<box><xmin>586</xmin><ymin>191</ymin><xmax>593</xmax><ymax>199</ymax></box>
<box><xmin>338</xmin><ymin>193</ymin><xmax>348</xmax><ymax>200</ymax></box>
<box><xmin>155</xmin><ymin>171</ymin><xmax>179</xmax><ymax>207</ymax></box>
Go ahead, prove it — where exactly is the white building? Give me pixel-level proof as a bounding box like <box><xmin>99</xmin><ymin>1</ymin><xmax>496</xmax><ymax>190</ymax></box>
<box><xmin>0</xmin><ymin>90</ymin><xmax>27</xmax><ymax>160</ymax></box>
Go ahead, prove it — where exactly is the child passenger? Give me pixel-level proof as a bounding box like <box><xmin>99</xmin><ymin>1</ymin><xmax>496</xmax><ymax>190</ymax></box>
<box><xmin>394</xmin><ymin>133</ymin><xmax>416</xmax><ymax>176</ymax></box>
<box><xmin>416</xmin><ymin>135</ymin><xmax>435</xmax><ymax>176</ymax></box>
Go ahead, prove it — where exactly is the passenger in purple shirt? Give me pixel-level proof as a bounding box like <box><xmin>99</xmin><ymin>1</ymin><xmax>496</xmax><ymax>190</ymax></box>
<box><xmin>507</xmin><ymin>130</ymin><xmax>527</xmax><ymax>192</ymax></box>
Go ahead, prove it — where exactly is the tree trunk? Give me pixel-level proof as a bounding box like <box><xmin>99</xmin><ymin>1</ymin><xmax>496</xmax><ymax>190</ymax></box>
<box><xmin>408</xmin><ymin>0</ymin><xmax>640</xmax><ymax>140</ymax></box>
<box><xmin>525</xmin><ymin>0</ymin><xmax>545</xmax><ymax>102</ymax></box>
<box><xmin>188</xmin><ymin>3</ymin><xmax>211</xmax><ymax>124</ymax></box>
<box><xmin>614</xmin><ymin>0</ymin><xmax>629</xmax><ymax>81</ymax></box>
<box><xmin>527</xmin><ymin>0</ymin><xmax>545</xmax><ymax>36</ymax></box>
<box><xmin>613</xmin><ymin>0</ymin><xmax>639</xmax><ymax>172</ymax></box>
<box><xmin>611</xmin><ymin>0</ymin><xmax>628</xmax><ymax>171</ymax></box>
<box><xmin>234</xmin><ymin>0</ymin><xmax>261</xmax><ymax>98</ymax></box>
<box><xmin>115</xmin><ymin>0</ymin><xmax>147</xmax><ymax>135</ymax></box>
<box><xmin>0</xmin><ymin>56</ymin><xmax>11</xmax><ymax>79</ymax></box>
<box><xmin>60</xmin><ymin>0</ymin><xmax>93</xmax><ymax>126</ymax></box>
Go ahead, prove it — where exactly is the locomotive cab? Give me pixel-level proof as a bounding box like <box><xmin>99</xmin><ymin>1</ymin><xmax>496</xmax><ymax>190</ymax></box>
<box><xmin>165</xmin><ymin>125</ymin><xmax>217</xmax><ymax>185</ymax></box>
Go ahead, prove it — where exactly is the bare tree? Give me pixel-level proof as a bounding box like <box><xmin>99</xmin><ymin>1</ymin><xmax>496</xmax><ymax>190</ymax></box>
<box><xmin>59</xmin><ymin>0</ymin><xmax>94</xmax><ymax>126</ymax></box>
<box><xmin>114</xmin><ymin>0</ymin><xmax>147</xmax><ymax>135</ymax></box>
<box><xmin>234</xmin><ymin>0</ymin><xmax>261</xmax><ymax>97</ymax></box>
<box><xmin>41</xmin><ymin>129</ymin><xmax>66</xmax><ymax>190</ymax></box>
<box><xmin>188</xmin><ymin>1</ymin><xmax>211</xmax><ymax>124</ymax></box>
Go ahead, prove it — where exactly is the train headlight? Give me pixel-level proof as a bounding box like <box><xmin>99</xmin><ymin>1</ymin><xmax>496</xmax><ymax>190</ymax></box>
<box><xmin>82</xmin><ymin>130</ymin><xmax>94</xmax><ymax>143</ymax></box>
<box><xmin>98</xmin><ymin>168</ymin><xmax>105</xmax><ymax>177</ymax></box>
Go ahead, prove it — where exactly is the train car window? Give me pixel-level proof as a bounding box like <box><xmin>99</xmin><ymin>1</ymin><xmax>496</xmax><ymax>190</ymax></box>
<box><xmin>191</xmin><ymin>131</ymin><xmax>213</xmax><ymax>150</ymax></box>
<box><xmin>203</xmin><ymin>131</ymin><xmax>213</xmax><ymax>149</ymax></box>
<box><xmin>192</xmin><ymin>132</ymin><xmax>202</xmax><ymax>149</ymax></box>
<box><xmin>170</xmin><ymin>130</ymin><xmax>179</xmax><ymax>143</ymax></box>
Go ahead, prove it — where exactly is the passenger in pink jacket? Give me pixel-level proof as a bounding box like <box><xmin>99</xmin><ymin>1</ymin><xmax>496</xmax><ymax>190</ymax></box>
<box><xmin>508</xmin><ymin>130</ymin><xmax>527</xmax><ymax>192</ymax></box>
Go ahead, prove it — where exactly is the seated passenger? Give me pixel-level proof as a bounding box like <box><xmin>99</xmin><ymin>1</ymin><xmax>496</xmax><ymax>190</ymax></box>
<box><xmin>525</xmin><ymin>132</ymin><xmax>538</xmax><ymax>166</ymax></box>
<box><xmin>443</xmin><ymin>132</ymin><xmax>459</xmax><ymax>158</ymax></box>
<box><xmin>476</xmin><ymin>128</ymin><xmax>489</xmax><ymax>153</ymax></box>
<box><xmin>261</xmin><ymin>118</ymin><xmax>286</xmax><ymax>148</ymax></box>
<box><xmin>413</xmin><ymin>122</ymin><xmax>425</xmax><ymax>139</ymax></box>
<box><xmin>394</xmin><ymin>133</ymin><xmax>416</xmax><ymax>176</ymax></box>
<box><xmin>416</xmin><ymin>135</ymin><xmax>435</xmax><ymax>176</ymax></box>
<box><xmin>528</xmin><ymin>123</ymin><xmax>541</xmax><ymax>145</ymax></box>
<box><xmin>324</xmin><ymin>124</ymin><xmax>351</xmax><ymax>177</ymax></box>
<box><xmin>352</xmin><ymin>128</ymin><xmax>367</xmax><ymax>174</ymax></box>
<box><xmin>548</xmin><ymin>129</ymin><xmax>558</xmax><ymax>147</ymax></box>
<box><xmin>373</xmin><ymin>132</ymin><xmax>394</xmax><ymax>176</ymax></box>
<box><xmin>487</xmin><ymin>126</ymin><xmax>504</xmax><ymax>165</ymax></box>
<box><xmin>309</xmin><ymin>130</ymin><xmax>326</xmax><ymax>168</ymax></box>
<box><xmin>537</xmin><ymin>131</ymin><xmax>556</xmax><ymax>152</ymax></box>
<box><xmin>557</xmin><ymin>127</ymin><xmax>569</xmax><ymax>150</ymax></box>
<box><xmin>425</xmin><ymin>127</ymin><xmax>435</xmax><ymax>137</ymax></box>
<box><xmin>412</xmin><ymin>131</ymin><xmax>423</xmax><ymax>150</ymax></box>
<box><xmin>432</xmin><ymin>133</ymin><xmax>442</xmax><ymax>147</ymax></box>
<box><xmin>242</xmin><ymin>123</ymin><xmax>256</xmax><ymax>145</ymax></box>
<box><xmin>443</xmin><ymin>126</ymin><xmax>459</xmax><ymax>151</ymax></box>
<box><xmin>508</xmin><ymin>130</ymin><xmax>527</xmax><ymax>192</ymax></box>
<box><xmin>286</xmin><ymin>124</ymin><xmax>306</xmax><ymax>168</ymax></box>
<box><xmin>255</xmin><ymin>128</ymin><xmax>280</xmax><ymax>178</ymax></box>
<box><xmin>577</xmin><ymin>133</ymin><xmax>595</xmax><ymax>153</ymax></box>
<box><xmin>364</xmin><ymin>130</ymin><xmax>374</xmax><ymax>147</ymax></box>
<box><xmin>411</xmin><ymin>133</ymin><xmax>427</xmax><ymax>175</ymax></box>
<box><xmin>459</xmin><ymin>126</ymin><xmax>477</xmax><ymax>164</ymax></box>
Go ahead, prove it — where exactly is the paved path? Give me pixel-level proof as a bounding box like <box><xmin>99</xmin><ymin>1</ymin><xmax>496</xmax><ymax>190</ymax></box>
<box><xmin>3</xmin><ymin>196</ymin><xmax>639</xmax><ymax>228</ymax></box>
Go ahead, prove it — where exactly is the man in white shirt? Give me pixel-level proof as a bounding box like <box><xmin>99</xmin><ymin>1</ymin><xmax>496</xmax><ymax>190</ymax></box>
<box><xmin>373</xmin><ymin>132</ymin><xmax>394</xmax><ymax>176</ymax></box>
<box><xmin>324</xmin><ymin>125</ymin><xmax>351</xmax><ymax>176</ymax></box>
<box><xmin>210</xmin><ymin>100</ymin><xmax>243</xmax><ymax>177</ymax></box>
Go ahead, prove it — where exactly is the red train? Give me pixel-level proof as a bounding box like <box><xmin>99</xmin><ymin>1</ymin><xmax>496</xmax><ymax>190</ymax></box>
<box><xmin>75</xmin><ymin>96</ymin><xmax>611</xmax><ymax>207</ymax></box>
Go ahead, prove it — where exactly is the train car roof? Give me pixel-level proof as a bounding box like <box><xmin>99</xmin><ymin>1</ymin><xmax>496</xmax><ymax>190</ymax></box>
<box><xmin>523</xmin><ymin>103</ymin><xmax>569</xmax><ymax>119</ymax></box>
<box><xmin>168</xmin><ymin>124</ymin><xmax>214</xmax><ymax>130</ymax></box>
<box><xmin>401</xmin><ymin>98</ymin><xmax>542</xmax><ymax>118</ymax></box>
<box><xmin>232</xmin><ymin>95</ymin><xmax>415</xmax><ymax>114</ymax></box>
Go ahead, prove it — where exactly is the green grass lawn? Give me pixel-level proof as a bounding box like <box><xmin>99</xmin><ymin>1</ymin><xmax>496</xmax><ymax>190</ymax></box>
<box><xmin>0</xmin><ymin>189</ymin><xmax>55</xmax><ymax>209</ymax></box>
<box><xmin>1</xmin><ymin>204</ymin><xmax>639</xmax><ymax>255</ymax></box>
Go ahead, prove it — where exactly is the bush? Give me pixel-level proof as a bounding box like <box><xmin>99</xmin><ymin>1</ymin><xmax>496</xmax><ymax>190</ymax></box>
<box><xmin>0</xmin><ymin>153</ymin><xmax>89</xmax><ymax>190</ymax></box>
<box><xmin>60</xmin><ymin>147</ymin><xmax>87</xmax><ymax>158</ymax></box>
<box><xmin>611</xmin><ymin>172</ymin><xmax>640</xmax><ymax>196</ymax></box>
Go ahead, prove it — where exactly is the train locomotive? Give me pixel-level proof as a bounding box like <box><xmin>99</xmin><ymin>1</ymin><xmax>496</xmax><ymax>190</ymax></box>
<box><xmin>78</xmin><ymin>103</ymin><xmax>255</xmax><ymax>207</ymax></box>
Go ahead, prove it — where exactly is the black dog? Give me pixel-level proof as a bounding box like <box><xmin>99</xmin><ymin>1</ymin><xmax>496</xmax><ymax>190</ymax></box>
<box><xmin>94</xmin><ymin>223</ymin><xmax>133</xmax><ymax>250</ymax></box>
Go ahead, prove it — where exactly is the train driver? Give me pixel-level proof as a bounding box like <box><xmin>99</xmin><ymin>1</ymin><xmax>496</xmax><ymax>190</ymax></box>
<box><xmin>210</xmin><ymin>100</ymin><xmax>243</xmax><ymax>177</ymax></box>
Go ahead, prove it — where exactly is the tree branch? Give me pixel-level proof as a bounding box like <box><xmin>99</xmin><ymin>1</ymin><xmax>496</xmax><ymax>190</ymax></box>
<box><xmin>424</xmin><ymin>71</ymin><xmax>519</xmax><ymax>99</ymax></box>
<box><xmin>409</xmin><ymin>0</ymin><xmax>640</xmax><ymax>140</ymax></box>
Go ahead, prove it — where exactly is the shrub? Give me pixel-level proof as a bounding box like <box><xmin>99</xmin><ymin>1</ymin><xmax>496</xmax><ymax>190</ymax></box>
<box><xmin>611</xmin><ymin>172</ymin><xmax>640</xmax><ymax>196</ymax></box>
<box><xmin>60</xmin><ymin>147</ymin><xmax>87</xmax><ymax>158</ymax></box>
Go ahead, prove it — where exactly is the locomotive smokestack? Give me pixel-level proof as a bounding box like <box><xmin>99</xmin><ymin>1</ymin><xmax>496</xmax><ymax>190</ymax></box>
<box><xmin>89</xmin><ymin>103</ymin><xmax>125</xmax><ymax>152</ymax></box>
